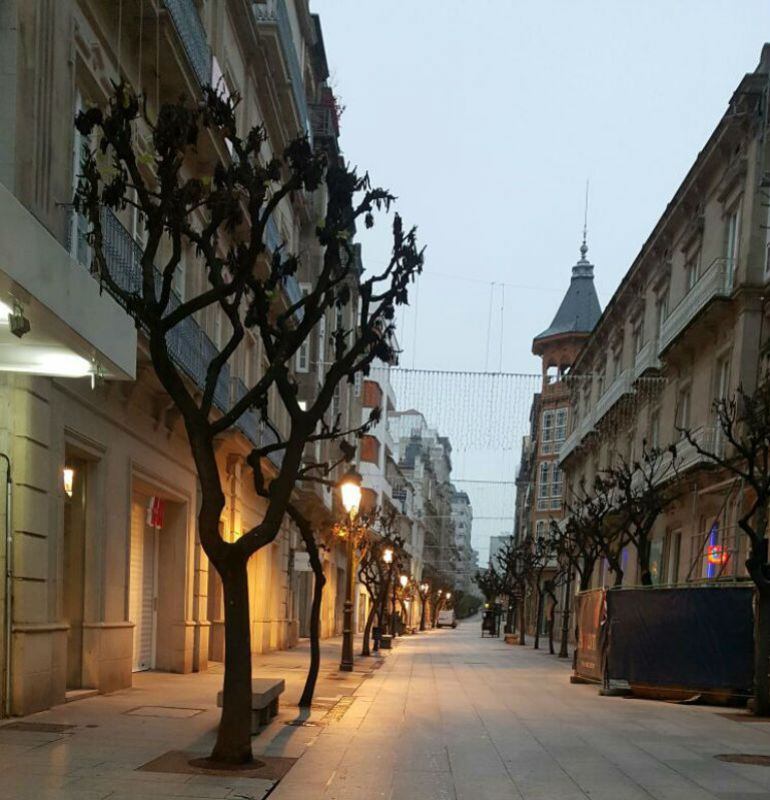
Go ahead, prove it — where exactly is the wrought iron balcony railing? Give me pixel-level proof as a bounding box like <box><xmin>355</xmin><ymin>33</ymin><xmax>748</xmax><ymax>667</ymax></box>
<box><xmin>77</xmin><ymin>208</ymin><xmax>230</xmax><ymax>411</ymax></box>
<box><xmin>659</xmin><ymin>257</ymin><xmax>734</xmax><ymax>354</ymax></box>
<box><xmin>253</xmin><ymin>0</ymin><xmax>311</xmax><ymax>139</ymax></box>
<box><xmin>163</xmin><ymin>0</ymin><xmax>212</xmax><ymax>89</ymax></box>
<box><xmin>633</xmin><ymin>338</ymin><xmax>661</xmax><ymax>380</ymax></box>
<box><xmin>594</xmin><ymin>368</ymin><xmax>634</xmax><ymax>425</ymax></box>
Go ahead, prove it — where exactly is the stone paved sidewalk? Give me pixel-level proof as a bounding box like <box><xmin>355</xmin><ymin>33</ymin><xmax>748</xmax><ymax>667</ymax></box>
<box><xmin>273</xmin><ymin>620</ymin><xmax>770</xmax><ymax>800</ymax></box>
<box><xmin>7</xmin><ymin>622</ymin><xmax>770</xmax><ymax>799</ymax></box>
<box><xmin>0</xmin><ymin>633</ymin><xmax>387</xmax><ymax>799</ymax></box>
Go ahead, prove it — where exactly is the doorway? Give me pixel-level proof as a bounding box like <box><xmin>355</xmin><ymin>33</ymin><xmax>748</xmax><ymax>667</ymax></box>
<box><xmin>129</xmin><ymin>493</ymin><xmax>159</xmax><ymax>671</ymax></box>
<box><xmin>63</xmin><ymin>456</ymin><xmax>87</xmax><ymax>689</ymax></box>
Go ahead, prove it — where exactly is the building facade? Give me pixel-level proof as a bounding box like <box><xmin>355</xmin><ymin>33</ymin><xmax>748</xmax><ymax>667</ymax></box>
<box><xmin>0</xmin><ymin>0</ymin><xmax>382</xmax><ymax>716</ymax></box>
<box><xmin>559</xmin><ymin>45</ymin><xmax>770</xmax><ymax>590</ymax></box>
<box><xmin>513</xmin><ymin>236</ymin><xmax>601</xmax><ymax>635</ymax></box>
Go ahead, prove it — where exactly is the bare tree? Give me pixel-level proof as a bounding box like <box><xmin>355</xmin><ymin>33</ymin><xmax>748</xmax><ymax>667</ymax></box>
<box><xmin>681</xmin><ymin>382</ymin><xmax>770</xmax><ymax>715</ymax></box>
<box><xmin>74</xmin><ymin>84</ymin><xmax>423</xmax><ymax>763</ymax></box>
<box><xmin>605</xmin><ymin>442</ymin><xmax>679</xmax><ymax>586</ymax></box>
<box><xmin>531</xmin><ymin>533</ymin><xmax>554</xmax><ymax>650</ymax></box>
<box><xmin>496</xmin><ymin>537</ymin><xmax>537</xmax><ymax>645</ymax></box>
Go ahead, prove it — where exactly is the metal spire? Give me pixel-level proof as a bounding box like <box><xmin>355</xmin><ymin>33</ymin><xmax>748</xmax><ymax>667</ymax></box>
<box><xmin>580</xmin><ymin>179</ymin><xmax>589</xmax><ymax>261</ymax></box>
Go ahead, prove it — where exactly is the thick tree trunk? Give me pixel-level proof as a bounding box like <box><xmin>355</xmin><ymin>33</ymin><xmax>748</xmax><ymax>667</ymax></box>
<box><xmin>298</xmin><ymin>541</ymin><xmax>326</xmax><ymax>709</ymax></box>
<box><xmin>753</xmin><ymin>586</ymin><xmax>770</xmax><ymax>716</ymax></box>
<box><xmin>559</xmin><ymin>571</ymin><xmax>572</xmax><ymax>659</ymax></box>
<box><xmin>518</xmin><ymin>597</ymin><xmax>526</xmax><ymax>646</ymax></box>
<box><xmin>546</xmin><ymin>591</ymin><xmax>557</xmax><ymax>655</ymax></box>
<box><xmin>638</xmin><ymin>536</ymin><xmax>653</xmax><ymax>586</ymax></box>
<box><xmin>533</xmin><ymin>589</ymin><xmax>542</xmax><ymax>650</ymax></box>
<box><xmin>504</xmin><ymin>601</ymin><xmax>515</xmax><ymax>634</ymax></box>
<box><xmin>211</xmin><ymin>555</ymin><xmax>253</xmax><ymax>764</ymax></box>
<box><xmin>361</xmin><ymin>601</ymin><xmax>376</xmax><ymax>656</ymax></box>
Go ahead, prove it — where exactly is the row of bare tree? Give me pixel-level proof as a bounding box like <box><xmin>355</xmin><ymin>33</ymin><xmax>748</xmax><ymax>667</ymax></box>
<box><xmin>476</xmin><ymin>381</ymin><xmax>770</xmax><ymax>715</ymax></box>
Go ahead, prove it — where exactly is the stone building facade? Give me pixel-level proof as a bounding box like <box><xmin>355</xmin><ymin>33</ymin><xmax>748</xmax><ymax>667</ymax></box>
<box><xmin>559</xmin><ymin>45</ymin><xmax>770</xmax><ymax>589</ymax></box>
<box><xmin>0</xmin><ymin>0</ymin><xmax>370</xmax><ymax>716</ymax></box>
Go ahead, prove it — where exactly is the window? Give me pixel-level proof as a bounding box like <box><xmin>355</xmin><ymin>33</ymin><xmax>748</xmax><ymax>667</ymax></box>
<box><xmin>535</xmin><ymin>520</ymin><xmax>547</xmax><ymax>541</ymax></box>
<box><xmin>676</xmin><ymin>387</ymin><xmax>691</xmax><ymax>436</ymax></box>
<box><xmin>714</xmin><ymin>356</ymin><xmax>730</xmax><ymax>453</ymax></box>
<box><xmin>316</xmin><ymin>314</ymin><xmax>327</xmax><ymax>382</ymax></box>
<box><xmin>550</xmin><ymin>467</ymin><xmax>563</xmax><ymax>510</ymax></box>
<box><xmin>295</xmin><ymin>284</ymin><xmax>311</xmax><ymax>373</ymax></box>
<box><xmin>725</xmin><ymin>203</ymin><xmax>741</xmax><ymax>282</ymax></box>
<box><xmin>130</xmin><ymin>188</ymin><xmax>147</xmax><ymax>248</ymax></box>
<box><xmin>296</xmin><ymin>340</ymin><xmax>309</xmax><ymax>372</ymax></box>
<box><xmin>537</xmin><ymin>462</ymin><xmax>550</xmax><ymax>510</ymax></box>
<box><xmin>596</xmin><ymin>369</ymin><xmax>605</xmax><ymax>398</ymax></box>
<box><xmin>715</xmin><ymin>356</ymin><xmax>730</xmax><ymax>401</ymax></box>
<box><xmin>70</xmin><ymin>91</ymin><xmax>91</xmax><ymax>266</ymax></box>
<box><xmin>656</xmin><ymin>290</ymin><xmax>669</xmax><ymax>339</ymax></box>
<box><xmin>554</xmin><ymin>409</ymin><xmax>568</xmax><ymax>443</ymax></box>
<box><xmin>541</xmin><ymin>411</ymin><xmax>554</xmax><ymax>454</ymax></box>
<box><xmin>665</xmin><ymin>530</ymin><xmax>681</xmax><ymax>584</ymax></box>
<box><xmin>612</xmin><ymin>342</ymin><xmax>623</xmax><ymax>381</ymax></box>
<box><xmin>211</xmin><ymin>307</ymin><xmax>223</xmax><ymax>349</ymax></box>
<box><xmin>685</xmin><ymin>249</ymin><xmax>700</xmax><ymax>292</ymax></box>
<box><xmin>242</xmin><ymin>336</ymin><xmax>255</xmax><ymax>385</ymax></box>
<box><xmin>632</xmin><ymin>320</ymin><xmax>644</xmax><ymax>356</ymax></box>
<box><xmin>649</xmin><ymin>408</ymin><xmax>660</xmax><ymax>448</ymax></box>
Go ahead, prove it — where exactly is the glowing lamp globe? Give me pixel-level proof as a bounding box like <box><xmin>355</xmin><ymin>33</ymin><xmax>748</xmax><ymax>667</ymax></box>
<box><xmin>399</xmin><ymin>574</ymin><xmax>409</xmax><ymax>588</ymax></box>
<box><xmin>338</xmin><ymin>468</ymin><xmax>362</xmax><ymax>518</ymax></box>
<box><xmin>63</xmin><ymin>467</ymin><xmax>74</xmax><ymax>498</ymax></box>
<box><xmin>382</xmin><ymin>547</ymin><xmax>393</xmax><ymax>564</ymax></box>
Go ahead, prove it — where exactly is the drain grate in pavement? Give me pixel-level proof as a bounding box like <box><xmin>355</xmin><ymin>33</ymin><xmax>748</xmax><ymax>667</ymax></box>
<box><xmin>284</xmin><ymin>719</ymin><xmax>320</xmax><ymax>727</ymax></box>
<box><xmin>323</xmin><ymin>696</ymin><xmax>355</xmax><ymax>722</ymax></box>
<box><xmin>715</xmin><ymin>753</ymin><xmax>770</xmax><ymax>766</ymax></box>
<box><xmin>125</xmin><ymin>706</ymin><xmax>204</xmax><ymax>719</ymax></box>
<box><xmin>1</xmin><ymin>722</ymin><xmax>75</xmax><ymax>734</ymax></box>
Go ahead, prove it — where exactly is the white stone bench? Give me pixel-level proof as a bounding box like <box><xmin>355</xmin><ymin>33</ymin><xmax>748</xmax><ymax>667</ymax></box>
<box><xmin>216</xmin><ymin>678</ymin><xmax>285</xmax><ymax>734</ymax></box>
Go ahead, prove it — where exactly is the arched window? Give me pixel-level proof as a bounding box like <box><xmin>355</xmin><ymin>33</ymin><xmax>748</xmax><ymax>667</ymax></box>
<box><xmin>537</xmin><ymin>462</ymin><xmax>551</xmax><ymax>510</ymax></box>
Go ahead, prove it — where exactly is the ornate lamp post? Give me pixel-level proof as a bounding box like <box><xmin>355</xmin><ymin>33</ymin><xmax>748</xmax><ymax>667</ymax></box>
<box><xmin>338</xmin><ymin>468</ymin><xmax>362</xmax><ymax>672</ymax></box>
<box><xmin>419</xmin><ymin>582</ymin><xmax>429</xmax><ymax>631</ymax></box>
<box><xmin>397</xmin><ymin>574</ymin><xmax>408</xmax><ymax>633</ymax></box>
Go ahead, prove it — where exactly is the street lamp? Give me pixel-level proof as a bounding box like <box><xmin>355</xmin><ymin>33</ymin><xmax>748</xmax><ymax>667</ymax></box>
<box><xmin>419</xmin><ymin>582</ymin><xmax>429</xmax><ymax>631</ymax></box>
<box><xmin>399</xmin><ymin>574</ymin><xmax>409</xmax><ymax>589</ymax></box>
<box><xmin>340</xmin><ymin>468</ymin><xmax>362</xmax><ymax>518</ymax></box>
<box><xmin>338</xmin><ymin>467</ymin><xmax>362</xmax><ymax>672</ymax></box>
<box><xmin>382</xmin><ymin>547</ymin><xmax>393</xmax><ymax>564</ymax></box>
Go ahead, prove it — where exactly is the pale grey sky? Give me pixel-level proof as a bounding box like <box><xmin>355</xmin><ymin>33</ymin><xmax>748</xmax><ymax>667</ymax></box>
<box><xmin>312</xmin><ymin>0</ymin><xmax>770</xmax><ymax>562</ymax></box>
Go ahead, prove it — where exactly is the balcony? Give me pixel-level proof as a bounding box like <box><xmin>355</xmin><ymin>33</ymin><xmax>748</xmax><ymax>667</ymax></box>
<box><xmin>253</xmin><ymin>0</ymin><xmax>311</xmax><ymax>140</ymax></box>
<box><xmin>309</xmin><ymin>103</ymin><xmax>338</xmax><ymax>140</ymax></box>
<box><xmin>558</xmin><ymin>427</ymin><xmax>582</xmax><ymax>463</ymax></box>
<box><xmin>86</xmin><ymin>209</ymin><xmax>231</xmax><ymax>410</ymax></box>
<box><xmin>671</xmin><ymin>427</ymin><xmax>724</xmax><ymax>475</ymax></box>
<box><xmin>163</xmin><ymin>0</ymin><xmax>212</xmax><ymax>89</ymax></box>
<box><xmin>231</xmin><ymin>378</ymin><xmax>259</xmax><ymax>444</ymax></box>
<box><xmin>633</xmin><ymin>339</ymin><xmax>661</xmax><ymax>380</ymax></box>
<box><xmin>579</xmin><ymin>407</ymin><xmax>596</xmax><ymax>439</ymax></box>
<box><xmin>659</xmin><ymin>257</ymin><xmax>734</xmax><ymax>355</ymax></box>
<box><xmin>594</xmin><ymin>369</ymin><xmax>634</xmax><ymax>425</ymax></box>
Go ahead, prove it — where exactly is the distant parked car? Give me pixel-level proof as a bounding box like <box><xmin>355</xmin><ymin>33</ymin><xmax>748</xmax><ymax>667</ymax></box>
<box><xmin>437</xmin><ymin>609</ymin><xmax>457</xmax><ymax>628</ymax></box>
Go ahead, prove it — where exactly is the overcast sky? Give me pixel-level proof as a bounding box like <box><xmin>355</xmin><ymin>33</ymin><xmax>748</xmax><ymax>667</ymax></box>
<box><xmin>312</xmin><ymin>0</ymin><xmax>769</xmax><ymax>562</ymax></box>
